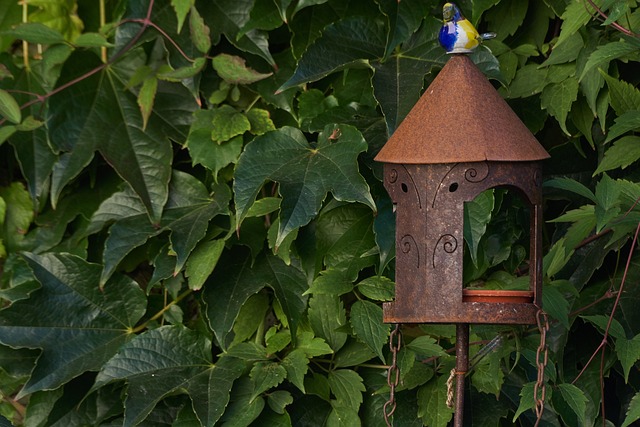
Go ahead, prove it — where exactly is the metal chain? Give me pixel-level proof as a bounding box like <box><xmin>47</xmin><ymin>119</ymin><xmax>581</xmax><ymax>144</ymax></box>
<box><xmin>533</xmin><ymin>309</ymin><xmax>549</xmax><ymax>426</ymax></box>
<box><xmin>384</xmin><ymin>324</ymin><xmax>402</xmax><ymax>427</ymax></box>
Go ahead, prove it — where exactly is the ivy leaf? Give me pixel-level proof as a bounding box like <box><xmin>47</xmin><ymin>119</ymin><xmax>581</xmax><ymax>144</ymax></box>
<box><xmin>296</xmin><ymin>331</ymin><xmax>334</xmax><ymax>358</ymax></box>
<box><xmin>557</xmin><ymin>383</ymin><xmax>588</xmax><ymax>426</ymax></box>
<box><xmin>171</xmin><ymin>0</ymin><xmax>195</xmax><ymax>33</ymax></box>
<box><xmin>417</xmin><ymin>375</ymin><xmax>454</xmax><ymax>427</ymax></box>
<box><xmin>622</xmin><ymin>391</ymin><xmax>640</xmax><ymax>427</ymax></box>
<box><xmin>93</xmin><ymin>325</ymin><xmax>244</xmax><ymax>427</ymax></box>
<box><xmin>471</xmin><ymin>348</ymin><xmax>504</xmax><ymax>396</ymax></box>
<box><xmin>211</xmin><ymin>105</ymin><xmax>251</xmax><ymax>143</ymax></box>
<box><xmin>580</xmin><ymin>40</ymin><xmax>638</xmax><ymax>81</ymax></box>
<box><xmin>1</xmin><ymin>22</ymin><xmax>65</xmax><ymax>44</ymax></box>
<box><xmin>377</xmin><ymin>0</ymin><xmax>428</xmax><ymax>58</ymax></box>
<box><xmin>327</xmin><ymin>369</ymin><xmax>365</xmax><ymax>411</ymax></box>
<box><xmin>513</xmin><ymin>382</ymin><xmax>535</xmax><ymax>422</ymax></box>
<box><xmin>555</xmin><ymin>0</ymin><xmax>596</xmax><ymax>47</ymax></box>
<box><xmin>406</xmin><ymin>336</ymin><xmax>446</xmax><ymax>358</ymax></box>
<box><xmin>211</xmin><ymin>53</ymin><xmax>273</xmax><ymax>84</ymax></box>
<box><xmin>185</xmin><ymin>238</ymin><xmax>225</xmax><ymax>290</ymax></box>
<box><xmin>48</xmin><ymin>51</ymin><xmax>196</xmax><ymax>222</ymax></box>
<box><xmin>308</xmin><ymin>294</ymin><xmax>348</xmax><ymax>352</ymax></box>
<box><xmin>594</xmin><ymin>136</ymin><xmax>640</xmax><ymax>175</ymax></box>
<box><xmin>543</xmin><ymin>178</ymin><xmax>596</xmax><ymax>202</ymax></box>
<box><xmin>0</xmin><ymin>252</ymin><xmax>146</xmax><ymax>397</ymax></box>
<box><xmin>0</xmin><ymin>89</ymin><xmax>20</xmax><ymax>124</ymax></box>
<box><xmin>281</xmin><ymin>349</ymin><xmax>309</xmax><ymax>392</ymax></box>
<box><xmin>464</xmin><ymin>189</ymin><xmax>494</xmax><ymax>267</ymax></box>
<box><xmin>0</xmin><ymin>182</ymin><xmax>33</xmax><ymax>252</ymax></box>
<box><xmin>594</xmin><ymin>174</ymin><xmax>621</xmax><ymax>233</ymax></box>
<box><xmin>279</xmin><ymin>17</ymin><xmax>386</xmax><ymax>90</ymax></box>
<box><xmin>203</xmin><ymin>250</ymin><xmax>308</xmax><ymax>350</ymax></box>
<box><xmin>234</xmin><ymin>124</ymin><xmax>375</xmax><ymax>247</ymax></box>
<box><xmin>605</xmin><ymin>110</ymin><xmax>640</xmax><ymax>143</ymax></box>
<box><xmin>189</xmin><ymin>6</ymin><xmax>211</xmax><ymax>54</ymax></box>
<box><xmin>250</xmin><ymin>361</ymin><xmax>287</xmax><ymax>402</ymax></box>
<box><xmin>349</xmin><ymin>300</ymin><xmax>389</xmax><ymax>363</ymax></box>
<box><xmin>616</xmin><ymin>334</ymin><xmax>640</xmax><ymax>383</ymax></box>
<box><xmin>601</xmin><ymin>72</ymin><xmax>640</xmax><ymax>115</ymax></box>
<box><xmin>306</xmin><ymin>268</ymin><xmax>353</xmax><ymax>296</ymax></box>
<box><xmin>356</xmin><ymin>276</ymin><xmax>395</xmax><ymax>301</ymax></box>
<box><xmin>541</xmin><ymin>76</ymin><xmax>579</xmax><ymax>135</ymax></box>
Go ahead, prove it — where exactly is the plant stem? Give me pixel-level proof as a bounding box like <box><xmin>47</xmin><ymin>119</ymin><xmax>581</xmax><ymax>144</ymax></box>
<box><xmin>100</xmin><ymin>0</ymin><xmax>107</xmax><ymax>62</ymax></box>
<box><xmin>131</xmin><ymin>288</ymin><xmax>192</xmax><ymax>333</ymax></box>
<box><xmin>21</xmin><ymin>0</ymin><xmax>29</xmax><ymax>70</ymax></box>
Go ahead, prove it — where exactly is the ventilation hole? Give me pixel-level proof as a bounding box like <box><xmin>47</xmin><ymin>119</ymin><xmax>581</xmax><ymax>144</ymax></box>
<box><xmin>449</xmin><ymin>182</ymin><xmax>459</xmax><ymax>192</ymax></box>
<box><xmin>401</xmin><ymin>183</ymin><xmax>409</xmax><ymax>193</ymax></box>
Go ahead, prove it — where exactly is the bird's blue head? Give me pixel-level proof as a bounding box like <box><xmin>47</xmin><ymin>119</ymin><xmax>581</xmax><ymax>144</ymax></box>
<box><xmin>442</xmin><ymin>2</ymin><xmax>463</xmax><ymax>22</ymax></box>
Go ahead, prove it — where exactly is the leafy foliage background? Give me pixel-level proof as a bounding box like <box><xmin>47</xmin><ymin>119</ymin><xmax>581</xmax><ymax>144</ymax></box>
<box><xmin>1</xmin><ymin>0</ymin><xmax>640</xmax><ymax>425</ymax></box>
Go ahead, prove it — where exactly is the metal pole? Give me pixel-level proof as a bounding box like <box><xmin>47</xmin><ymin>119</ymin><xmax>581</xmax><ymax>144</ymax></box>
<box><xmin>454</xmin><ymin>323</ymin><xmax>469</xmax><ymax>427</ymax></box>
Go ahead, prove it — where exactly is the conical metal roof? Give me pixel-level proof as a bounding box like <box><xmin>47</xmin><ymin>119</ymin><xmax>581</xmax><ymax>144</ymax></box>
<box><xmin>375</xmin><ymin>55</ymin><xmax>549</xmax><ymax>164</ymax></box>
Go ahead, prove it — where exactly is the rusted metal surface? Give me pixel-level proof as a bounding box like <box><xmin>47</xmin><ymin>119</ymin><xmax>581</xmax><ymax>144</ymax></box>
<box><xmin>454</xmin><ymin>324</ymin><xmax>469</xmax><ymax>427</ymax></box>
<box><xmin>374</xmin><ymin>54</ymin><xmax>549</xmax><ymax>164</ymax></box>
<box><xmin>381</xmin><ymin>161</ymin><xmax>544</xmax><ymax>325</ymax></box>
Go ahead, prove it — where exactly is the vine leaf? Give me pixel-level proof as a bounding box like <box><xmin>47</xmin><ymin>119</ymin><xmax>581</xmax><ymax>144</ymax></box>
<box><xmin>349</xmin><ymin>300</ymin><xmax>389</xmax><ymax>363</ymax></box>
<box><xmin>417</xmin><ymin>375</ymin><xmax>454</xmax><ymax>426</ymax></box>
<box><xmin>0</xmin><ymin>252</ymin><xmax>146</xmax><ymax>397</ymax></box>
<box><xmin>557</xmin><ymin>384</ymin><xmax>588</xmax><ymax>426</ymax></box>
<box><xmin>234</xmin><ymin>124</ymin><xmax>375</xmax><ymax>248</ymax></box>
<box><xmin>327</xmin><ymin>369</ymin><xmax>365</xmax><ymax>411</ymax></box>
<box><xmin>92</xmin><ymin>325</ymin><xmax>244</xmax><ymax>427</ymax></box>
<box><xmin>203</xmin><ymin>250</ymin><xmax>308</xmax><ymax>350</ymax></box>
<box><xmin>622</xmin><ymin>391</ymin><xmax>640</xmax><ymax>427</ymax></box>
<box><xmin>47</xmin><ymin>51</ymin><xmax>196</xmax><ymax>223</ymax></box>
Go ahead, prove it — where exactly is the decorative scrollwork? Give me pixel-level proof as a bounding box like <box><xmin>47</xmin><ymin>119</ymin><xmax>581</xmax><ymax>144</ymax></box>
<box><xmin>400</xmin><ymin>234</ymin><xmax>420</xmax><ymax>268</ymax></box>
<box><xmin>464</xmin><ymin>162</ymin><xmax>489</xmax><ymax>183</ymax></box>
<box><xmin>388</xmin><ymin>168</ymin><xmax>398</xmax><ymax>183</ymax></box>
<box><xmin>432</xmin><ymin>234</ymin><xmax>458</xmax><ymax>268</ymax></box>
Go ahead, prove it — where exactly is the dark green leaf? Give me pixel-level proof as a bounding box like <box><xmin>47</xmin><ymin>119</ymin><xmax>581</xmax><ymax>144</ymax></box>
<box><xmin>557</xmin><ymin>383</ymin><xmax>588</xmax><ymax>426</ymax></box>
<box><xmin>377</xmin><ymin>0</ymin><xmax>428</xmax><ymax>58</ymax></box>
<box><xmin>349</xmin><ymin>300</ymin><xmax>389</xmax><ymax>362</ymax></box>
<box><xmin>602</xmin><ymin>72</ymin><xmax>640</xmax><ymax>115</ymax></box>
<box><xmin>234</xmin><ymin>124</ymin><xmax>375</xmax><ymax>247</ymax></box>
<box><xmin>464</xmin><ymin>189</ymin><xmax>494</xmax><ymax>267</ymax></box>
<box><xmin>306</xmin><ymin>268</ymin><xmax>353</xmax><ymax>296</ymax></box>
<box><xmin>616</xmin><ymin>334</ymin><xmax>640</xmax><ymax>383</ymax></box>
<box><xmin>2</xmin><ymin>22</ymin><xmax>65</xmax><ymax>44</ymax></box>
<box><xmin>250</xmin><ymin>361</ymin><xmax>287</xmax><ymax>402</ymax></box>
<box><xmin>485</xmin><ymin>0</ymin><xmax>528</xmax><ymax>39</ymax></box>
<box><xmin>417</xmin><ymin>375</ymin><xmax>454</xmax><ymax>426</ymax></box>
<box><xmin>595</xmin><ymin>136</ymin><xmax>640</xmax><ymax>175</ymax></box>
<box><xmin>328</xmin><ymin>369</ymin><xmax>365</xmax><ymax>411</ymax></box>
<box><xmin>543</xmin><ymin>178</ymin><xmax>596</xmax><ymax>202</ymax></box>
<box><xmin>406</xmin><ymin>336</ymin><xmax>446</xmax><ymax>358</ymax></box>
<box><xmin>308</xmin><ymin>294</ymin><xmax>348</xmax><ymax>352</ymax></box>
<box><xmin>0</xmin><ymin>253</ymin><xmax>146</xmax><ymax>396</ymax></box>
<box><xmin>580</xmin><ymin>40</ymin><xmax>638</xmax><ymax>81</ymax></box>
<box><xmin>541</xmin><ymin>76</ymin><xmax>579</xmax><ymax>135</ymax></box>
<box><xmin>605</xmin><ymin>110</ymin><xmax>640</xmax><ymax>143</ymax></box>
<box><xmin>279</xmin><ymin>17</ymin><xmax>385</xmax><ymax>90</ymax></box>
<box><xmin>622</xmin><ymin>391</ymin><xmax>640</xmax><ymax>427</ymax></box>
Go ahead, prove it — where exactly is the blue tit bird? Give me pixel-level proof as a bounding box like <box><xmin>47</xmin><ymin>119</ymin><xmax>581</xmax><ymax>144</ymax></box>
<box><xmin>438</xmin><ymin>2</ymin><xmax>495</xmax><ymax>54</ymax></box>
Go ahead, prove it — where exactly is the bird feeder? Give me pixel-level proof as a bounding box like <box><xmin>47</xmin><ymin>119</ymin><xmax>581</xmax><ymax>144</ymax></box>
<box><xmin>375</xmin><ymin>54</ymin><xmax>549</xmax><ymax>325</ymax></box>
<box><xmin>375</xmin><ymin>53</ymin><xmax>549</xmax><ymax>426</ymax></box>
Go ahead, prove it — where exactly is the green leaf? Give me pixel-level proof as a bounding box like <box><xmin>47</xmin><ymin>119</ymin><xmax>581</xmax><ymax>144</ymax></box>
<box><xmin>281</xmin><ymin>349</ymin><xmax>309</xmax><ymax>392</ymax></box>
<box><xmin>0</xmin><ymin>89</ymin><xmax>20</xmax><ymax>124</ymax></box>
<box><xmin>406</xmin><ymin>336</ymin><xmax>446</xmax><ymax>358</ymax></box>
<box><xmin>594</xmin><ymin>174</ymin><xmax>621</xmax><ymax>233</ymax></box>
<box><xmin>464</xmin><ymin>189</ymin><xmax>494</xmax><ymax>267</ymax></box>
<box><xmin>601</xmin><ymin>72</ymin><xmax>640</xmax><ymax>115</ymax></box>
<box><xmin>73</xmin><ymin>32</ymin><xmax>114</xmax><ymax>48</ymax></box>
<box><xmin>247</xmin><ymin>108</ymin><xmax>276</xmax><ymax>135</ymax></box>
<box><xmin>211</xmin><ymin>105</ymin><xmax>251</xmax><ymax>143</ymax></box>
<box><xmin>268</xmin><ymin>390</ymin><xmax>293</xmax><ymax>414</ymax></box>
<box><xmin>541</xmin><ymin>76</ymin><xmax>579</xmax><ymax>135</ymax></box>
<box><xmin>2</xmin><ymin>22</ymin><xmax>65</xmax><ymax>44</ymax></box>
<box><xmin>185</xmin><ymin>238</ymin><xmax>225</xmax><ymax>290</ymax></box>
<box><xmin>189</xmin><ymin>6</ymin><xmax>211</xmax><ymax>54</ymax></box>
<box><xmin>543</xmin><ymin>238</ymin><xmax>572</xmax><ymax>278</ymax></box>
<box><xmin>0</xmin><ymin>182</ymin><xmax>33</xmax><ymax>252</ymax></box>
<box><xmin>186</xmin><ymin>110</ymin><xmax>243</xmax><ymax>176</ymax></box>
<box><xmin>595</xmin><ymin>136</ymin><xmax>640</xmax><ymax>175</ymax></box>
<box><xmin>93</xmin><ymin>325</ymin><xmax>244</xmax><ymax>427</ymax></box>
<box><xmin>327</xmin><ymin>406</ymin><xmax>361</xmax><ymax>427</ymax></box>
<box><xmin>471</xmin><ymin>347</ymin><xmax>504</xmax><ymax>396</ymax></box>
<box><xmin>137</xmin><ymin>76</ymin><xmax>157</xmax><ymax>130</ymax></box>
<box><xmin>279</xmin><ymin>17</ymin><xmax>385</xmax><ymax>90</ymax></box>
<box><xmin>471</xmin><ymin>0</ymin><xmax>501</xmax><ymax>26</ymax></box>
<box><xmin>0</xmin><ymin>252</ymin><xmax>146</xmax><ymax>397</ymax></box>
<box><xmin>211</xmin><ymin>53</ymin><xmax>272</xmax><ymax>84</ymax></box>
<box><xmin>582</xmin><ymin>314</ymin><xmax>626</xmax><ymax>340</ymax></box>
<box><xmin>204</xmin><ymin>250</ymin><xmax>307</xmax><ymax>349</ymax></box>
<box><xmin>485</xmin><ymin>0</ymin><xmax>528</xmax><ymax>39</ymax></box>
<box><xmin>172</xmin><ymin>0</ymin><xmax>194</xmax><ymax>32</ymax></box>
<box><xmin>306</xmin><ymin>268</ymin><xmax>353</xmax><ymax>296</ymax></box>
<box><xmin>417</xmin><ymin>375</ymin><xmax>454</xmax><ymax>427</ymax></box>
<box><xmin>543</xmin><ymin>283</ymin><xmax>571</xmax><ymax>329</ymax></box>
<box><xmin>48</xmin><ymin>51</ymin><xmax>196</xmax><ymax>222</ymax></box>
<box><xmin>328</xmin><ymin>369</ymin><xmax>365</xmax><ymax>411</ymax></box>
<box><xmin>504</xmin><ymin>64</ymin><xmax>547</xmax><ymax>98</ymax></box>
<box><xmin>308</xmin><ymin>294</ymin><xmax>348</xmax><ymax>352</ymax></box>
<box><xmin>543</xmin><ymin>178</ymin><xmax>596</xmax><ymax>202</ymax></box>
<box><xmin>580</xmin><ymin>40</ymin><xmax>639</xmax><ymax>81</ymax></box>
<box><xmin>542</xmin><ymin>32</ymin><xmax>583</xmax><ymax>67</ymax></box>
<box><xmin>557</xmin><ymin>383</ymin><xmax>588</xmax><ymax>426</ymax></box>
<box><xmin>622</xmin><ymin>391</ymin><xmax>640</xmax><ymax>427</ymax></box>
<box><xmin>605</xmin><ymin>110</ymin><xmax>640</xmax><ymax>143</ymax></box>
<box><xmin>377</xmin><ymin>0</ymin><xmax>428</xmax><ymax>58</ymax></box>
<box><xmin>356</xmin><ymin>276</ymin><xmax>395</xmax><ymax>301</ymax></box>
<box><xmin>555</xmin><ymin>0</ymin><xmax>595</xmax><ymax>47</ymax></box>
<box><xmin>250</xmin><ymin>361</ymin><xmax>287</xmax><ymax>402</ymax></box>
<box><xmin>296</xmin><ymin>331</ymin><xmax>334</xmax><ymax>357</ymax></box>
<box><xmin>349</xmin><ymin>300</ymin><xmax>389</xmax><ymax>362</ymax></box>
<box><xmin>234</xmin><ymin>124</ymin><xmax>375</xmax><ymax>247</ymax></box>
<box><xmin>513</xmin><ymin>382</ymin><xmax>536</xmax><ymax>421</ymax></box>
<box><xmin>616</xmin><ymin>334</ymin><xmax>640</xmax><ymax>383</ymax></box>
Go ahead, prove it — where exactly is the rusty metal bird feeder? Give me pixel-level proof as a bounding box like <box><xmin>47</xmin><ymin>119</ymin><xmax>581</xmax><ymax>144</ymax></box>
<box><xmin>375</xmin><ymin>54</ymin><xmax>549</xmax><ymax>425</ymax></box>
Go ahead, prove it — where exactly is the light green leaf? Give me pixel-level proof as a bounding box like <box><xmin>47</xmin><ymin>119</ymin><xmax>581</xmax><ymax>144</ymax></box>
<box><xmin>268</xmin><ymin>390</ymin><xmax>293</xmax><ymax>414</ymax></box>
<box><xmin>464</xmin><ymin>189</ymin><xmax>494</xmax><ymax>267</ymax></box>
<box><xmin>246</xmin><ymin>108</ymin><xmax>276</xmax><ymax>135</ymax></box>
<box><xmin>279</xmin><ymin>17</ymin><xmax>385</xmax><ymax>90</ymax></box>
<box><xmin>541</xmin><ymin>76</ymin><xmax>579</xmax><ymax>135</ymax></box>
<box><xmin>234</xmin><ymin>124</ymin><xmax>375</xmax><ymax>247</ymax></box>
<box><xmin>621</xmin><ymin>391</ymin><xmax>640</xmax><ymax>427</ymax></box>
<box><xmin>558</xmin><ymin>383</ymin><xmax>588</xmax><ymax>426</ymax></box>
<box><xmin>73</xmin><ymin>32</ymin><xmax>114</xmax><ymax>48</ymax></box>
<box><xmin>356</xmin><ymin>276</ymin><xmax>395</xmax><ymax>301</ymax></box>
<box><xmin>296</xmin><ymin>331</ymin><xmax>334</xmax><ymax>357</ymax></box>
<box><xmin>185</xmin><ymin>239</ymin><xmax>225</xmax><ymax>290</ymax></box>
<box><xmin>212</xmin><ymin>53</ymin><xmax>272</xmax><ymax>84</ymax></box>
<box><xmin>328</xmin><ymin>369</ymin><xmax>365</xmax><ymax>411</ymax></box>
<box><xmin>605</xmin><ymin>110</ymin><xmax>640</xmax><ymax>143</ymax></box>
<box><xmin>186</xmin><ymin>111</ymin><xmax>243</xmax><ymax>177</ymax></box>
<box><xmin>513</xmin><ymin>382</ymin><xmax>536</xmax><ymax>421</ymax></box>
<box><xmin>0</xmin><ymin>89</ymin><xmax>21</xmax><ymax>124</ymax></box>
<box><xmin>471</xmin><ymin>348</ymin><xmax>504</xmax><ymax>396</ymax></box>
<box><xmin>306</xmin><ymin>269</ymin><xmax>353</xmax><ymax>296</ymax></box>
<box><xmin>417</xmin><ymin>375</ymin><xmax>454</xmax><ymax>427</ymax></box>
<box><xmin>543</xmin><ymin>178</ymin><xmax>596</xmax><ymax>202</ymax></box>
<box><xmin>0</xmin><ymin>253</ymin><xmax>146</xmax><ymax>397</ymax></box>
<box><xmin>349</xmin><ymin>300</ymin><xmax>389</xmax><ymax>362</ymax></box>
<box><xmin>580</xmin><ymin>40</ymin><xmax>638</xmax><ymax>81</ymax></box>
<box><xmin>0</xmin><ymin>182</ymin><xmax>33</xmax><ymax>252</ymax></box>
<box><xmin>137</xmin><ymin>76</ymin><xmax>157</xmax><ymax>130</ymax></box>
<box><xmin>93</xmin><ymin>326</ymin><xmax>243</xmax><ymax>427</ymax></box>
<box><xmin>0</xmin><ymin>125</ymin><xmax>15</xmax><ymax>145</ymax></box>
<box><xmin>250</xmin><ymin>361</ymin><xmax>287</xmax><ymax>402</ymax></box>
<box><xmin>211</xmin><ymin>105</ymin><xmax>251</xmax><ymax>143</ymax></box>
<box><xmin>616</xmin><ymin>334</ymin><xmax>640</xmax><ymax>383</ymax></box>
<box><xmin>594</xmin><ymin>174</ymin><xmax>621</xmax><ymax>233</ymax></box>
<box><xmin>543</xmin><ymin>238</ymin><xmax>572</xmax><ymax>278</ymax></box>
<box><xmin>543</xmin><ymin>284</ymin><xmax>571</xmax><ymax>329</ymax></box>
<box><xmin>172</xmin><ymin>0</ymin><xmax>194</xmax><ymax>32</ymax></box>
<box><xmin>555</xmin><ymin>0</ymin><xmax>596</xmax><ymax>47</ymax></box>
<box><xmin>2</xmin><ymin>22</ymin><xmax>65</xmax><ymax>44</ymax></box>
<box><xmin>596</xmin><ymin>136</ymin><xmax>640</xmax><ymax>175</ymax></box>
<box><xmin>281</xmin><ymin>349</ymin><xmax>309</xmax><ymax>392</ymax></box>
<box><xmin>406</xmin><ymin>336</ymin><xmax>446</xmax><ymax>358</ymax></box>
<box><xmin>542</xmin><ymin>32</ymin><xmax>583</xmax><ymax>67</ymax></box>
<box><xmin>189</xmin><ymin>6</ymin><xmax>211</xmax><ymax>54</ymax></box>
